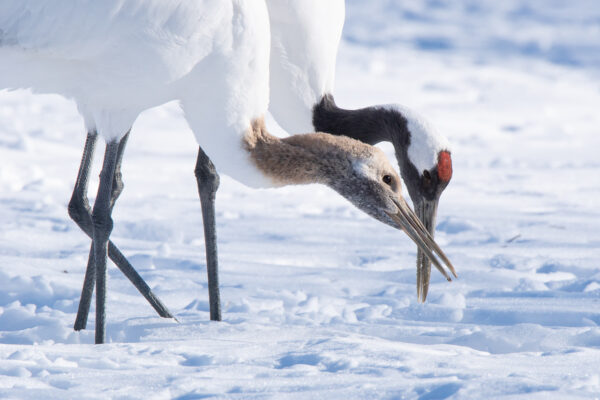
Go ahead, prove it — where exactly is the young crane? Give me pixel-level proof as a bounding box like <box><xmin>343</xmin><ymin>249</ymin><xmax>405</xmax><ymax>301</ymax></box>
<box><xmin>0</xmin><ymin>0</ymin><xmax>455</xmax><ymax>343</ymax></box>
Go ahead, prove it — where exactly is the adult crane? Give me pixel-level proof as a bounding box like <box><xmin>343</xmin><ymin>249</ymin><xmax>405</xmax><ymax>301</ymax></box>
<box><xmin>266</xmin><ymin>0</ymin><xmax>454</xmax><ymax>302</ymax></box>
<box><xmin>0</xmin><ymin>0</ymin><xmax>455</xmax><ymax>343</ymax></box>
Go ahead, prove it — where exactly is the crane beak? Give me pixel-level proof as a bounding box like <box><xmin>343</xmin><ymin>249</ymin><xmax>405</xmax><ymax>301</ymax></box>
<box><xmin>415</xmin><ymin>199</ymin><xmax>440</xmax><ymax>302</ymax></box>
<box><xmin>386</xmin><ymin>198</ymin><xmax>457</xmax><ymax>300</ymax></box>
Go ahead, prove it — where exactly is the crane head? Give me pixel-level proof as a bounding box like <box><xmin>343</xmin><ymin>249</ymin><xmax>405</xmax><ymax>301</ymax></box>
<box><xmin>382</xmin><ymin>105</ymin><xmax>453</xmax><ymax>302</ymax></box>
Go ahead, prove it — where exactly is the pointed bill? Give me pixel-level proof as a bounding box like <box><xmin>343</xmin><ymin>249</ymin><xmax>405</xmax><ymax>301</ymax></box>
<box><xmin>415</xmin><ymin>199</ymin><xmax>438</xmax><ymax>302</ymax></box>
<box><xmin>386</xmin><ymin>198</ymin><xmax>457</xmax><ymax>300</ymax></box>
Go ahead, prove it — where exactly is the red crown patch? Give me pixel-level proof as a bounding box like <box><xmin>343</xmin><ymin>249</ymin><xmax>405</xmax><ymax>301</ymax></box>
<box><xmin>438</xmin><ymin>151</ymin><xmax>452</xmax><ymax>182</ymax></box>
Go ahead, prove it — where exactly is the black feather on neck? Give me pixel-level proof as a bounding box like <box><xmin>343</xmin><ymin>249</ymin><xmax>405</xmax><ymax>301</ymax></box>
<box><xmin>312</xmin><ymin>93</ymin><xmax>410</xmax><ymax>149</ymax></box>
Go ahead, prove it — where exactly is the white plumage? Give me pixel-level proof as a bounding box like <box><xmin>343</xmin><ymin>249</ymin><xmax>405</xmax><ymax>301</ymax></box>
<box><xmin>266</xmin><ymin>0</ymin><xmax>345</xmax><ymax>134</ymax></box>
<box><xmin>0</xmin><ymin>0</ymin><xmax>277</xmax><ymax>343</ymax></box>
<box><xmin>1</xmin><ymin>0</ymin><xmax>272</xmax><ymax>187</ymax></box>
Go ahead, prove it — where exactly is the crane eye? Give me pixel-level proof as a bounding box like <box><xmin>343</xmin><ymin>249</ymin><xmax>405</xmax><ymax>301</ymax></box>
<box><xmin>382</xmin><ymin>175</ymin><xmax>393</xmax><ymax>185</ymax></box>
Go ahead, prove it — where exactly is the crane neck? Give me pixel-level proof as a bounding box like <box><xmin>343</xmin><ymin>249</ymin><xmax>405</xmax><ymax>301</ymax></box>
<box><xmin>243</xmin><ymin>117</ymin><xmax>373</xmax><ymax>188</ymax></box>
<box><xmin>312</xmin><ymin>94</ymin><xmax>410</xmax><ymax>149</ymax></box>
<box><xmin>243</xmin><ymin>118</ymin><xmax>328</xmax><ymax>186</ymax></box>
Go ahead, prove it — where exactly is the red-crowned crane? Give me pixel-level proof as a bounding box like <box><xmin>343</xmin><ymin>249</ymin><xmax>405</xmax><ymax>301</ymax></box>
<box><xmin>266</xmin><ymin>0</ymin><xmax>454</xmax><ymax>302</ymax></box>
<box><xmin>0</xmin><ymin>0</ymin><xmax>455</xmax><ymax>343</ymax></box>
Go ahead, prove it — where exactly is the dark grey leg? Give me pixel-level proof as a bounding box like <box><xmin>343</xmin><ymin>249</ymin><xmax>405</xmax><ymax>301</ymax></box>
<box><xmin>70</xmin><ymin>132</ymin><xmax>173</xmax><ymax>333</ymax></box>
<box><xmin>91</xmin><ymin>139</ymin><xmax>122</xmax><ymax>344</ymax></box>
<box><xmin>70</xmin><ymin>132</ymin><xmax>98</xmax><ymax>331</ymax></box>
<box><xmin>73</xmin><ymin>132</ymin><xmax>129</xmax><ymax>330</ymax></box>
<box><xmin>194</xmin><ymin>147</ymin><xmax>221</xmax><ymax>321</ymax></box>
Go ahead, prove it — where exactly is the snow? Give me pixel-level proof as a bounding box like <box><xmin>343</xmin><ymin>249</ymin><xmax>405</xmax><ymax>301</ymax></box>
<box><xmin>1</xmin><ymin>0</ymin><xmax>600</xmax><ymax>398</ymax></box>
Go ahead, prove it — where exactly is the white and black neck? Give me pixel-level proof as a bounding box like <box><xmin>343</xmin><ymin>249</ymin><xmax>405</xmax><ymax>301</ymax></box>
<box><xmin>313</xmin><ymin>93</ymin><xmax>407</xmax><ymax>148</ymax></box>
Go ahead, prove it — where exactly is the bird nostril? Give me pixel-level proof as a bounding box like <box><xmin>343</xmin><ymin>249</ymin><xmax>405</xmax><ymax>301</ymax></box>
<box><xmin>423</xmin><ymin>170</ymin><xmax>431</xmax><ymax>182</ymax></box>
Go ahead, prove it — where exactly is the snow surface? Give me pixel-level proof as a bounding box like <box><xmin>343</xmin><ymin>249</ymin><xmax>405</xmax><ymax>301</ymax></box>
<box><xmin>1</xmin><ymin>1</ymin><xmax>600</xmax><ymax>398</ymax></box>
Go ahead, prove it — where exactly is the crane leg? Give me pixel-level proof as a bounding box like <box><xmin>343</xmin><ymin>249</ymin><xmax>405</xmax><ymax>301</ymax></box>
<box><xmin>89</xmin><ymin>139</ymin><xmax>124</xmax><ymax>343</ymax></box>
<box><xmin>69</xmin><ymin>132</ymin><xmax>97</xmax><ymax>331</ymax></box>
<box><xmin>69</xmin><ymin>132</ymin><xmax>173</xmax><ymax>333</ymax></box>
<box><xmin>194</xmin><ymin>147</ymin><xmax>221</xmax><ymax>321</ymax></box>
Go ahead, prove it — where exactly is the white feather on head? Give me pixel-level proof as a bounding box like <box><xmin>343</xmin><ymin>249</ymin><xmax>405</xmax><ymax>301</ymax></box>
<box><xmin>385</xmin><ymin>104</ymin><xmax>451</xmax><ymax>174</ymax></box>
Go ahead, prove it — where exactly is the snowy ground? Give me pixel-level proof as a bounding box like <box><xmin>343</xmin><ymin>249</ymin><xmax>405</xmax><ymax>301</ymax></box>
<box><xmin>1</xmin><ymin>1</ymin><xmax>600</xmax><ymax>399</ymax></box>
